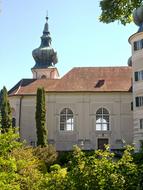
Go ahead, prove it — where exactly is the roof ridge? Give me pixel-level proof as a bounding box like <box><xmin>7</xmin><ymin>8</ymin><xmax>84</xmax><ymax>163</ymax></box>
<box><xmin>72</xmin><ymin>66</ymin><xmax>131</xmax><ymax>69</ymax></box>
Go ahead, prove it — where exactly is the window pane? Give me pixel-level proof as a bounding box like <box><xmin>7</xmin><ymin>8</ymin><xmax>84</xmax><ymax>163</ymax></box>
<box><xmin>96</xmin><ymin>114</ymin><xmax>101</xmax><ymax>120</ymax></box>
<box><xmin>134</xmin><ymin>41</ymin><xmax>137</xmax><ymax>50</ymax></box>
<box><xmin>66</xmin><ymin>123</ymin><xmax>74</xmax><ymax>131</ymax></box>
<box><xmin>67</xmin><ymin>109</ymin><xmax>73</xmax><ymax>114</ymax></box>
<box><xmin>96</xmin><ymin>108</ymin><xmax>102</xmax><ymax>114</ymax></box>
<box><xmin>60</xmin><ymin>123</ymin><xmax>65</xmax><ymax>131</ymax></box>
<box><xmin>102</xmin><ymin>123</ymin><xmax>108</xmax><ymax>131</ymax></box>
<box><xmin>96</xmin><ymin>123</ymin><xmax>102</xmax><ymax>130</ymax></box>
<box><xmin>141</xmin><ymin>71</ymin><xmax>143</xmax><ymax>80</ymax></box>
<box><xmin>140</xmin><ymin>119</ymin><xmax>143</xmax><ymax>129</ymax></box>
<box><xmin>103</xmin><ymin>115</ymin><xmax>109</xmax><ymax>122</ymax></box>
<box><xmin>134</xmin><ymin>72</ymin><xmax>138</xmax><ymax>81</ymax></box>
<box><xmin>67</xmin><ymin>114</ymin><xmax>73</xmax><ymax>120</ymax></box>
<box><xmin>103</xmin><ymin>108</ymin><xmax>109</xmax><ymax>114</ymax></box>
<box><xmin>96</xmin><ymin>118</ymin><xmax>102</xmax><ymax>123</ymax></box>
<box><xmin>96</xmin><ymin>108</ymin><xmax>110</xmax><ymax>131</ymax></box>
<box><xmin>101</xmin><ymin>118</ymin><xmax>107</xmax><ymax>123</ymax></box>
<box><xmin>60</xmin><ymin>115</ymin><xmax>66</xmax><ymax>122</ymax></box>
<box><xmin>136</xmin><ymin>97</ymin><xmax>139</xmax><ymax>107</ymax></box>
<box><xmin>61</xmin><ymin>108</ymin><xmax>66</xmax><ymax>114</ymax></box>
<box><xmin>60</xmin><ymin>108</ymin><xmax>74</xmax><ymax>131</ymax></box>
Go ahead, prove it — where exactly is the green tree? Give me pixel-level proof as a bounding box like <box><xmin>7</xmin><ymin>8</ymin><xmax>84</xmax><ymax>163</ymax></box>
<box><xmin>40</xmin><ymin>165</ymin><xmax>67</xmax><ymax>190</ymax></box>
<box><xmin>0</xmin><ymin>129</ymin><xmax>22</xmax><ymax>190</ymax></box>
<box><xmin>35</xmin><ymin>87</ymin><xmax>48</xmax><ymax>147</ymax></box>
<box><xmin>33</xmin><ymin>145</ymin><xmax>57</xmax><ymax>170</ymax></box>
<box><xmin>99</xmin><ymin>0</ymin><xmax>143</xmax><ymax>25</ymax></box>
<box><xmin>0</xmin><ymin>129</ymin><xmax>45</xmax><ymax>190</ymax></box>
<box><xmin>0</xmin><ymin>86</ymin><xmax>12</xmax><ymax>132</ymax></box>
<box><xmin>65</xmin><ymin>145</ymin><xmax>139</xmax><ymax>190</ymax></box>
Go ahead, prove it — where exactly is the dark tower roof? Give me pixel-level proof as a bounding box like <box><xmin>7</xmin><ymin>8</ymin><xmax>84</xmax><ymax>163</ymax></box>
<box><xmin>32</xmin><ymin>17</ymin><xmax>58</xmax><ymax>69</ymax></box>
<box><xmin>133</xmin><ymin>6</ymin><xmax>143</xmax><ymax>33</ymax></box>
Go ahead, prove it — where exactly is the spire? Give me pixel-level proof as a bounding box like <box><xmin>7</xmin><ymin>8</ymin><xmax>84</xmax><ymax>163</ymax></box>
<box><xmin>43</xmin><ymin>16</ymin><xmax>49</xmax><ymax>35</ymax></box>
<box><xmin>32</xmin><ymin>15</ymin><xmax>58</xmax><ymax>69</ymax></box>
<box><xmin>40</xmin><ymin>16</ymin><xmax>51</xmax><ymax>47</ymax></box>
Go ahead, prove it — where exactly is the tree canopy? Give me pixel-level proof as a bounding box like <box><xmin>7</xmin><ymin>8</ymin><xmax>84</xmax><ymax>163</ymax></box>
<box><xmin>0</xmin><ymin>129</ymin><xmax>143</xmax><ymax>189</ymax></box>
<box><xmin>0</xmin><ymin>86</ymin><xmax>12</xmax><ymax>132</ymax></box>
<box><xmin>100</xmin><ymin>0</ymin><xmax>143</xmax><ymax>25</ymax></box>
<box><xmin>35</xmin><ymin>87</ymin><xmax>48</xmax><ymax>147</ymax></box>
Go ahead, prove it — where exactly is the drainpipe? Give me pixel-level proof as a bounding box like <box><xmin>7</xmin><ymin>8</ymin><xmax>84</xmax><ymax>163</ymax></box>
<box><xmin>19</xmin><ymin>95</ymin><xmax>23</xmax><ymax>136</ymax></box>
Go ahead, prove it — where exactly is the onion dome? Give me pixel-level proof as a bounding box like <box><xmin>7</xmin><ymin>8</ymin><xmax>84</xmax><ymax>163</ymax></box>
<box><xmin>32</xmin><ymin>17</ymin><xmax>58</xmax><ymax>69</ymax></box>
<box><xmin>133</xmin><ymin>6</ymin><xmax>143</xmax><ymax>32</ymax></box>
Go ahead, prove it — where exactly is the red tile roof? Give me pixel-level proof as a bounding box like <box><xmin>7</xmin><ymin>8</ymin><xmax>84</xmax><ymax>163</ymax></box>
<box><xmin>9</xmin><ymin>67</ymin><xmax>132</xmax><ymax>96</ymax></box>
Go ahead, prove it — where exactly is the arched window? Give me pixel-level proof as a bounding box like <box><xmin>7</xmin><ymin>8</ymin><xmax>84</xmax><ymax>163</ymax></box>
<box><xmin>41</xmin><ymin>75</ymin><xmax>46</xmax><ymax>79</ymax></box>
<box><xmin>12</xmin><ymin>118</ymin><xmax>16</xmax><ymax>128</ymax></box>
<box><xmin>12</xmin><ymin>108</ymin><xmax>16</xmax><ymax>128</ymax></box>
<box><xmin>60</xmin><ymin>108</ymin><xmax>74</xmax><ymax>131</ymax></box>
<box><xmin>96</xmin><ymin>108</ymin><xmax>109</xmax><ymax>131</ymax></box>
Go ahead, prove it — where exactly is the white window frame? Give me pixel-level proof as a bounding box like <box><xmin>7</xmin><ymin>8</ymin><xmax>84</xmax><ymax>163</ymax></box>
<box><xmin>60</xmin><ymin>108</ymin><xmax>74</xmax><ymax>132</ymax></box>
<box><xmin>96</xmin><ymin>108</ymin><xmax>110</xmax><ymax>131</ymax></box>
<box><xmin>134</xmin><ymin>39</ymin><xmax>143</xmax><ymax>51</ymax></box>
<box><xmin>135</xmin><ymin>70</ymin><xmax>143</xmax><ymax>81</ymax></box>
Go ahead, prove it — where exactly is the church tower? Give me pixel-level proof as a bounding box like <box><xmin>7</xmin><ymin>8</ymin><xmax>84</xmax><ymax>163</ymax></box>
<box><xmin>31</xmin><ymin>16</ymin><xmax>59</xmax><ymax>79</ymax></box>
<box><xmin>129</xmin><ymin>7</ymin><xmax>143</xmax><ymax>151</ymax></box>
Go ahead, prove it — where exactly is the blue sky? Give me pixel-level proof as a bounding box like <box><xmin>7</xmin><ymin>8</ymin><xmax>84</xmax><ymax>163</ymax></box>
<box><xmin>0</xmin><ymin>0</ymin><xmax>137</xmax><ymax>90</ymax></box>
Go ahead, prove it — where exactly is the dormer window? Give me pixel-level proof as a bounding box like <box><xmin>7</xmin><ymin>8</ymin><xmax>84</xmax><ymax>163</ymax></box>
<box><xmin>95</xmin><ymin>80</ymin><xmax>105</xmax><ymax>88</ymax></box>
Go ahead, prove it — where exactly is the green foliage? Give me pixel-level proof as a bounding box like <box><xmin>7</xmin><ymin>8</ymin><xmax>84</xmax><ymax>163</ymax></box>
<box><xmin>0</xmin><ymin>129</ymin><xmax>45</xmax><ymax>190</ymax></box>
<box><xmin>40</xmin><ymin>167</ymin><xmax>67</xmax><ymax>190</ymax></box>
<box><xmin>0</xmin><ymin>86</ymin><xmax>12</xmax><ymax>132</ymax></box>
<box><xmin>0</xmin><ymin>129</ymin><xmax>22</xmax><ymax>156</ymax></box>
<box><xmin>33</xmin><ymin>145</ymin><xmax>57</xmax><ymax>170</ymax></box>
<box><xmin>0</xmin><ymin>130</ymin><xmax>21</xmax><ymax>189</ymax></box>
<box><xmin>99</xmin><ymin>0</ymin><xmax>143</xmax><ymax>25</ymax></box>
<box><xmin>0</xmin><ymin>130</ymin><xmax>142</xmax><ymax>189</ymax></box>
<box><xmin>65</xmin><ymin>145</ymin><xmax>140</xmax><ymax>190</ymax></box>
<box><xmin>133</xmin><ymin>149</ymin><xmax>143</xmax><ymax>188</ymax></box>
<box><xmin>57</xmin><ymin>151</ymin><xmax>73</xmax><ymax>166</ymax></box>
<box><xmin>35</xmin><ymin>87</ymin><xmax>47</xmax><ymax>147</ymax></box>
<box><xmin>117</xmin><ymin>146</ymin><xmax>138</xmax><ymax>190</ymax></box>
<box><xmin>11</xmin><ymin>147</ymin><xmax>45</xmax><ymax>190</ymax></box>
<box><xmin>50</xmin><ymin>164</ymin><xmax>61</xmax><ymax>172</ymax></box>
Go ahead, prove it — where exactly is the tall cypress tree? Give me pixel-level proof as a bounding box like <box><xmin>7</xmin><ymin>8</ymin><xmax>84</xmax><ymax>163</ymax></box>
<box><xmin>0</xmin><ymin>86</ymin><xmax>12</xmax><ymax>133</ymax></box>
<box><xmin>35</xmin><ymin>87</ymin><xmax>48</xmax><ymax>147</ymax></box>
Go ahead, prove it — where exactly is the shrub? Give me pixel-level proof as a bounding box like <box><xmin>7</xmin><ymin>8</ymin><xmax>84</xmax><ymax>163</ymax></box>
<box><xmin>50</xmin><ymin>164</ymin><xmax>61</xmax><ymax>172</ymax></box>
<box><xmin>33</xmin><ymin>145</ymin><xmax>57</xmax><ymax>169</ymax></box>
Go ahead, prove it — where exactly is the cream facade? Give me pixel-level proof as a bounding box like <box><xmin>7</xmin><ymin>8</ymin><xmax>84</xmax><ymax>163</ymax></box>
<box><xmin>129</xmin><ymin>31</ymin><xmax>143</xmax><ymax>151</ymax></box>
<box><xmin>10</xmin><ymin>92</ymin><xmax>133</xmax><ymax>151</ymax></box>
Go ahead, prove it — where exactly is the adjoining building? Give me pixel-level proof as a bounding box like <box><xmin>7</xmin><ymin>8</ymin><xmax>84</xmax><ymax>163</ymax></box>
<box><xmin>9</xmin><ymin>9</ymin><xmax>143</xmax><ymax>151</ymax></box>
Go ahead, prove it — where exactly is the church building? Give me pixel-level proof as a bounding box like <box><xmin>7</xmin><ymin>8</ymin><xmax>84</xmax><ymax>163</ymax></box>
<box><xmin>9</xmin><ymin>9</ymin><xmax>143</xmax><ymax>151</ymax></box>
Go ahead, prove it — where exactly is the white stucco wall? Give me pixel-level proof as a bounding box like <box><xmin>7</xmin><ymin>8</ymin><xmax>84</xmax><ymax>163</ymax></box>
<box><xmin>9</xmin><ymin>92</ymin><xmax>133</xmax><ymax>151</ymax></box>
<box><xmin>129</xmin><ymin>32</ymin><xmax>143</xmax><ymax>151</ymax></box>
